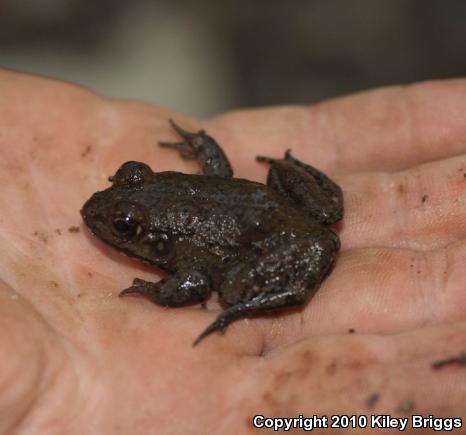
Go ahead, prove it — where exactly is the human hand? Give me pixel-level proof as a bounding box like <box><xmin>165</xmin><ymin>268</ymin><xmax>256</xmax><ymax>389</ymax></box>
<box><xmin>1</xmin><ymin>69</ymin><xmax>466</xmax><ymax>434</ymax></box>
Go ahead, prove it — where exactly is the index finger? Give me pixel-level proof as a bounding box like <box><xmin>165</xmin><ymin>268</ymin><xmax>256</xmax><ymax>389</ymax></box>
<box><xmin>206</xmin><ymin>79</ymin><xmax>466</xmax><ymax>177</ymax></box>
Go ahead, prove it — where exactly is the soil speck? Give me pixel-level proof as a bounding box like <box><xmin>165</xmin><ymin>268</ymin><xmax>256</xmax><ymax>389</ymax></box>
<box><xmin>33</xmin><ymin>231</ymin><xmax>48</xmax><ymax>243</ymax></box>
<box><xmin>81</xmin><ymin>144</ymin><xmax>92</xmax><ymax>158</ymax></box>
<box><xmin>397</xmin><ymin>399</ymin><xmax>414</xmax><ymax>413</ymax></box>
<box><xmin>367</xmin><ymin>392</ymin><xmax>380</xmax><ymax>408</ymax></box>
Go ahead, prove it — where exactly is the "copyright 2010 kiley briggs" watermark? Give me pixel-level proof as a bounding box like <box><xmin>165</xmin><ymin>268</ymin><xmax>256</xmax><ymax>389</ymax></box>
<box><xmin>252</xmin><ymin>414</ymin><xmax>462</xmax><ymax>431</ymax></box>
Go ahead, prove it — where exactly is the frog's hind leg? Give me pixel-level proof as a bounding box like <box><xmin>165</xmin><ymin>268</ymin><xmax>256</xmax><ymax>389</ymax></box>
<box><xmin>257</xmin><ymin>150</ymin><xmax>343</xmax><ymax>224</ymax></box>
<box><xmin>159</xmin><ymin>119</ymin><xmax>233</xmax><ymax>178</ymax></box>
<box><xmin>193</xmin><ymin>287</ymin><xmax>308</xmax><ymax>346</ymax></box>
<box><xmin>193</xmin><ymin>234</ymin><xmax>339</xmax><ymax>346</ymax></box>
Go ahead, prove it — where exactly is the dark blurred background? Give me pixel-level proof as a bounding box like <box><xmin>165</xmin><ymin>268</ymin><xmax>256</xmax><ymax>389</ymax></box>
<box><xmin>1</xmin><ymin>0</ymin><xmax>465</xmax><ymax>117</ymax></box>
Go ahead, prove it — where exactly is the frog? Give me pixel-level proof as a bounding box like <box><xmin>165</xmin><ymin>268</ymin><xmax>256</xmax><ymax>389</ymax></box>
<box><xmin>81</xmin><ymin>119</ymin><xmax>343</xmax><ymax>346</ymax></box>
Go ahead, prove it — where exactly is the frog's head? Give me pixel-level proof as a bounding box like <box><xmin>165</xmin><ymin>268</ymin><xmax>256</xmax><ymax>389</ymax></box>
<box><xmin>80</xmin><ymin>161</ymin><xmax>173</xmax><ymax>267</ymax></box>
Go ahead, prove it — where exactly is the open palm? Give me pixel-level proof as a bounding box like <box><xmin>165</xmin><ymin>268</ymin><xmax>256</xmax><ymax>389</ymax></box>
<box><xmin>2</xmin><ymin>69</ymin><xmax>466</xmax><ymax>435</ymax></box>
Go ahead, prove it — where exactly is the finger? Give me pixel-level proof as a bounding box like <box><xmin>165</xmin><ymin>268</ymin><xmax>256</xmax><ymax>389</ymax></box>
<box><xmin>206</xmin><ymin>79</ymin><xmax>466</xmax><ymax>177</ymax></box>
<box><xmin>258</xmin><ymin>241</ymin><xmax>466</xmax><ymax>349</ymax></box>
<box><xmin>245</xmin><ymin>321</ymin><xmax>466</xmax><ymax>425</ymax></box>
<box><xmin>341</xmin><ymin>153</ymin><xmax>466</xmax><ymax>250</ymax></box>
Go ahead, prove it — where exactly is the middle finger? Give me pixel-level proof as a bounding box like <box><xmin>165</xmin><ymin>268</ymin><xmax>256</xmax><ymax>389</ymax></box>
<box><xmin>341</xmin><ymin>153</ymin><xmax>466</xmax><ymax>251</ymax></box>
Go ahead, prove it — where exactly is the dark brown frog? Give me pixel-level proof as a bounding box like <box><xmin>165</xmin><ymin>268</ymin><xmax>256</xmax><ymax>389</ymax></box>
<box><xmin>81</xmin><ymin>120</ymin><xmax>343</xmax><ymax>345</ymax></box>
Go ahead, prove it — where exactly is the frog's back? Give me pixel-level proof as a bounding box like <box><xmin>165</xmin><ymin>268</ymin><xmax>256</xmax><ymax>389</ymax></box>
<box><xmin>148</xmin><ymin>171</ymin><xmax>281</xmax><ymax>211</ymax></box>
<box><xmin>147</xmin><ymin>171</ymin><xmax>320</xmax><ymax>239</ymax></box>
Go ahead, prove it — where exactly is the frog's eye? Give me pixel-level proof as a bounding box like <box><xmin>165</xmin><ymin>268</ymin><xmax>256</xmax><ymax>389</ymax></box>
<box><xmin>112</xmin><ymin>216</ymin><xmax>140</xmax><ymax>238</ymax></box>
<box><xmin>110</xmin><ymin>161</ymin><xmax>153</xmax><ymax>188</ymax></box>
<box><xmin>110</xmin><ymin>201</ymin><xmax>147</xmax><ymax>241</ymax></box>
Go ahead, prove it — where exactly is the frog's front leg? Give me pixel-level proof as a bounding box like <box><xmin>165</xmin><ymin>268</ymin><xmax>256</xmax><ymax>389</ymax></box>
<box><xmin>193</xmin><ymin>234</ymin><xmax>338</xmax><ymax>346</ymax></box>
<box><xmin>257</xmin><ymin>151</ymin><xmax>343</xmax><ymax>224</ymax></box>
<box><xmin>159</xmin><ymin>119</ymin><xmax>233</xmax><ymax>178</ymax></box>
<box><xmin>119</xmin><ymin>269</ymin><xmax>211</xmax><ymax>306</ymax></box>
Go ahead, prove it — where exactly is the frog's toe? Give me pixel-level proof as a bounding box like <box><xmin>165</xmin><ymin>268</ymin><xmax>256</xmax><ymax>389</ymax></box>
<box><xmin>256</xmin><ymin>155</ymin><xmax>276</xmax><ymax>164</ymax></box>
<box><xmin>119</xmin><ymin>287</ymin><xmax>141</xmax><ymax>297</ymax></box>
<box><xmin>158</xmin><ymin>140</ymin><xmax>197</xmax><ymax>159</ymax></box>
<box><xmin>283</xmin><ymin>149</ymin><xmax>293</xmax><ymax>159</ymax></box>
<box><xmin>168</xmin><ymin>118</ymin><xmax>205</xmax><ymax>140</ymax></box>
<box><xmin>192</xmin><ymin>317</ymin><xmax>228</xmax><ymax>347</ymax></box>
<box><xmin>256</xmin><ymin>149</ymin><xmax>293</xmax><ymax>164</ymax></box>
<box><xmin>158</xmin><ymin>140</ymin><xmax>185</xmax><ymax>148</ymax></box>
<box><xmin>119</xmin><ymin>278</ymin><xmax>152</xmax><ymax>298</ymax></box>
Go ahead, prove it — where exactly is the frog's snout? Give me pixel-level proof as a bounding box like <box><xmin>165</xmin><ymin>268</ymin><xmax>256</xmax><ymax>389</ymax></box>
<box><xmin>80</xmin><ymin>191</ymin><xmax>108</xmax><ymax>230</ymax></box>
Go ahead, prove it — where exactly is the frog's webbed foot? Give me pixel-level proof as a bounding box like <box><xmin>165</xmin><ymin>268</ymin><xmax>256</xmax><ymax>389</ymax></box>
<box><xmin>159</xmin><ymin>119</ymin><xmax>233</xmax><ymax>178</ymax></box>
<box><xmin>119</xmin><ymin>270</ymin><xmax>211</xmax><ymax>306</ymax></box>
<box><xmin>256</xmin><ymin>150</ymin><xmax>343</xmax><ymax>225</ymax></box>
<box><xmin>159</xmin><ymin>119</ymin><xmax>203</xmax><ymax>159</ymax></box>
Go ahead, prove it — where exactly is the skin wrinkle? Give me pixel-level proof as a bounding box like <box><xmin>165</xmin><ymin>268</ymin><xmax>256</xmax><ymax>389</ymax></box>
<box><xmin>16</xmin><ymin>337</ymin><xmax>79</xmax><ymax>434</ymax></box>
<box><xmin>32</xmin><ymin>173</ymin><xmax>82</xmax><ymax>311</ymax></box>
<box><xmin>391</xmin><ymin>165</ymin><xmax>426</xmax><ymax>246</ymax></box>
<box><xmin>2</xmin><ymin>147</ymin><xmax>73</xmax><ymax>316</ymax></box>
<box><xmin>0</xmin><ymin>278</ymin><xmax>88</xmax><ymax>432</ymax></box>
<box><xmin>9</xmin><ymin>348</ymin><xmax>47</xmax><ymax>434</ymax></box>
<box><xmin>0</xmin><ymin>217</ymin><xmax>56</xmax><ymax>262</ymax></box>
<box><xmin>431</xmin><ymin>245</ymin><xmax>453</xmax><ymax>313</ymax></box>
<box><xmin>442</xmin><ymin>242</ymin><xmax>458</xmax><ymax>298</ymax></box>
<box><xmin>0</xmin><ymin>304</ymin><xmax>45</xmax><ymax>434</ymax></box>
<box><xmin>14</xmin><ymin>254</ymin><xmax>80</xmax><ymax>327</ymax></box>
<box><xmin>40</xmin><ymin>338</ymin><xmax>88</xmax><ymax>433</ymax></box>
<box><xmin>430</xmin><ymin>247</ymin><xmax>447</xmax><ymax>301</ymax></box>
<box><xmin>343</xmin><ymin>171</ymin><xmax>392</xmax><ymax>248</ymax></box>
<box><xmin>389</xmin><ymin>173</ymin><xmax>409</xmax><ymax>247</ymax></box>
<box><xmin>414</xmin><ymin>250</ymin><xmax>438</xmax><ymax>325</ymax></box>
<box><xmin>3</xmin><ymin>351</ymin><xmax>44</xmax><ymax>435</ymax></box>
<box><xmin>408</xmin><ymin>242</ymin><xmax>457</xmax><ymax>308</ymax></box>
